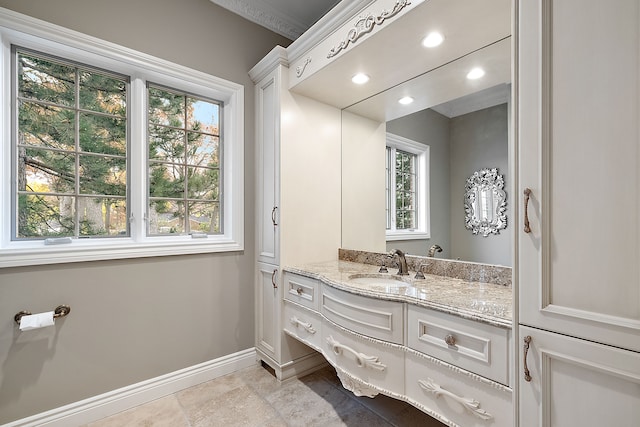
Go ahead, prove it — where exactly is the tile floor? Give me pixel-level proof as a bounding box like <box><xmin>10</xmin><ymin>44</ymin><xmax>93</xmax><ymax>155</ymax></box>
<box><xmin>86</xmin><ymin>363</ymin><xmax>446</xmax><ymax>427</ymax></box>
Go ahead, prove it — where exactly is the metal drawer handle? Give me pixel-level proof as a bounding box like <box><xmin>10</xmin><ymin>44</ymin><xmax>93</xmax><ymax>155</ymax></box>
<box><xmin>326</xmin><ymin>335</ymin><xmax>386</xmax><ymax>371</ymax></box>
<box><xmin>271</xmin><ymin>206</ymin><xmax>278</xmax><ymax>226</ymax></box>
<box><xmin>271</xmin><ymin>269</ymin><xmax>278</xmax><ymax>289</ymax></box>
<box><xmin>419</xmin><ymin>378</ymin><xmax>493</xmax><ymax>420</ymax></box>
<box><xmin>290</xmin><ymin>316</ymin><xmax>316</xmax><ymax>334</ymax></box>
<box><xmin>523</xmin><ymin>335</ymin><xmax>532</xmax><ymax>382</ymax></box>
<box><xmin>524</xmin><ymin>188</ymin><xmax>532</xmax><ymax>233</ymax></box>
<box><xmin>444</xmin><ymin>334</ymin><xmax>456</xmax><ymax>346</ymax></box>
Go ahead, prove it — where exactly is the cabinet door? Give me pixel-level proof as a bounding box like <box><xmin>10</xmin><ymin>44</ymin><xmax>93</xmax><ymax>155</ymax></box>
<box><xmin>519</xmin><ymin>326</ymin><xmax>640</xmax><ymax>426</ymax></box>
<box><xmin>256</xmin><ymin>68</ymin><xmax>280</xmax><ymax>265</ymax></box>
<box><xmin>256</xmin><ymin>262</ymin><xmax>280</xmax><ymax>360</ymax></box>
<box><xmin>518</xmin><ymin>0</ymin><xmax>640</xmax><ymax>351</ymax></box>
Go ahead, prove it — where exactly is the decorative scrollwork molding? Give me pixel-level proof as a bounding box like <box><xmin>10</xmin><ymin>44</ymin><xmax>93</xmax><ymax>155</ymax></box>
<box><xmin>418</xmin><ymin>378</ymin><xmax>493</xmax><ymax>420</ymax></box>
<box><xmin>289</xmin><ymin>316</ymin><xmax>316</xmax><ymax>334</ymax></box>
<box><xmin>295</xmin><ymin>57</ymin><xmax>312</xmax><ymax>78</ymax></box>
<box><xmin>464</xmin><ymin>168</ymin><xmax>507</xmax><ymax>237</ymax></box>
<box><xmin>336</xmin><ymin>370</ymin><xmax>379</xmax><ymax>398</ymax></box>
<box><xmin>327</xmin><ymin>0</ymin><xmax>411</xmax><ymax>59</ymax></box>
<box><xmin>326</xmin><ymin>335</ymin><xmax>386</xmax><ymax>371</ymax></box>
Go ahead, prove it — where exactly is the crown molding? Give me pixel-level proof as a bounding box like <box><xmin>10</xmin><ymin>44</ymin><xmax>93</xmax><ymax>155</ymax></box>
<box><xmin>210</xmin><ymin>0</ymin><xmax>304</xmax><ymax>40</ymax></box>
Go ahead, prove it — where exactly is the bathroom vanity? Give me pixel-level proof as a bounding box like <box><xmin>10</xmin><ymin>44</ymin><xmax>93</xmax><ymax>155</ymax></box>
<box><xmin>282</xmin><ymin>259</ymin><xmax>512</xmax><ymax>426</ymax></box>
<box><xmin>251</xmin><ymin>0</ymin><xmax>640</xmax><ymax>425</ymax></box>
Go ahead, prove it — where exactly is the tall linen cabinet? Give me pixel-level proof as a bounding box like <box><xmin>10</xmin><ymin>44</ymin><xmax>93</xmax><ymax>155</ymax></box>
<box><xmin>517</xmin><ymin>0</ymin><xmax>640</xmax><ymax>425</ymax></box>
<box><xmin>250</xmin><ymin>47</ymin><xmax>342</xmax><ymax>380</ymax></box>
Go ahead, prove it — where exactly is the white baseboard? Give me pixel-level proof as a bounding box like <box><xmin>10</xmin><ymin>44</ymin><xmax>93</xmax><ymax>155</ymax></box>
<box><xmin>4</xmin><ymin>348</ymin><xmax>257</xmax><ymax>427</ymax></box>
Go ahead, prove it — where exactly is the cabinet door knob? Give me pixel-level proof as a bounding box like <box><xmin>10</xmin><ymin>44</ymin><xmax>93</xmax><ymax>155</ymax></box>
<box><xmin>296</xmin><ymin>287</ymin><xmax>303</xmax><ymax>295</ymax></box>
<box><xmin>523</xmin><ymin>335</ymin><xmax>532</xmax><ymax>382</ymax></box>
<box><xmin>445</xmin><ymin>334</ymin><xmax>456</xmax><ymax>346</ymax></box>
<box><xmin>271</xmin><ymin>269</ymin><xmax>278</xmax><ymax>289</ymax></box>
<box><xmin>523</xmin><ymin>188</ymin><xmax>532</xmax><ymax>233</ymax></box>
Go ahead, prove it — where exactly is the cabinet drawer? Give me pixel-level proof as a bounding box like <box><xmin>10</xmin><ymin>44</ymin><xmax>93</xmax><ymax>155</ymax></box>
<box><xmin>321</xmin><ymin>285</ymin><xmax>404</xmax><ymax>344</ymax></box>
<box><xmin>283</xmin><ymin>272</ymin><xmax>320</xmax><ymax>311</ymax></box>
<box><xmin>407</xmin><ymin>305</ymin><xmax>510</xmax><ymax>386</ymax></box>
<box><xmin>405</xmin><ymin>351</ymin><xmax>512</xmax><ymax>427</ymax></box>
<box><xmin>283</xmin><ymin>300</ymin><xmax>323</xmax><ymax>351</ymax></box>
<box><xmin>322</xmin><ymin>320</ymin><xmax>404</xmax><ymax>397</ymax></box>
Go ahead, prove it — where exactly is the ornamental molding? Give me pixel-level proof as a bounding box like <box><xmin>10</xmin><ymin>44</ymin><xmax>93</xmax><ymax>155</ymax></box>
<box><xmin>327</xmin><ymin>0</ymin><xmax>411</xmax><ymax>59</ymax></box>
<box><xmin>295</xmin><ymin>57</ymin><xmax>312</xmax><ymax>78</ymax></box>
<box><xmin>210</xmin><ymin>0</ymin><xmax>304</xmax><ymax>40</ymax></box>
<box><xmin>336</xmin><ymin>370</ymin><xmax>379</xmax><ymax>398</ymax></box>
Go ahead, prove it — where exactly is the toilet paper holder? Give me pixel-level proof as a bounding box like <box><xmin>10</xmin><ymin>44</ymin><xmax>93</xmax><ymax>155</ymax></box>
<box><xmin>14</xmin><ymin>305</ymin><xmax>71</xmax><ymax>325</ymax></box>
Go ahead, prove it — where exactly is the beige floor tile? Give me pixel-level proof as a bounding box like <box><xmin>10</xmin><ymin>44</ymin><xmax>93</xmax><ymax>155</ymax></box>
<box><xmin>87</xmin><ymin>395</ymin><xmax>188</xmax><ymax>427</ymax></box>
<box><xmin>179</xmin><ymin>384</ymin><xmax>278</xmax><ymax>427</ymax></box>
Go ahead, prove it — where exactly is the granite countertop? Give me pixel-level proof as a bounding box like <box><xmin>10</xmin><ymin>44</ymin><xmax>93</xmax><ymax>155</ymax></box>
<box><xmin>285</xmin><ymin>260</ymin><xmax>512</xmax><ymax>329</ymax></box>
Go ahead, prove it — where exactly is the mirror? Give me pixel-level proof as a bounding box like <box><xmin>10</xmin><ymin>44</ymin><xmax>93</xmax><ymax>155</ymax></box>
<box><xmin>341</xmin><ymin>29</ymin><xmax>511</xmax><ymax>266</ymax></box>
<box><xmin>464</xmin><ymin>168</ymin><xmax>507</xmax><ymax>237</ymax></box>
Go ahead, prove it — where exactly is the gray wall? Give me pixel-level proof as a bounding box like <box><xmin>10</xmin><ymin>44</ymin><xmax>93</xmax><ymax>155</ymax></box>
<box><xmin>0</xmin><ymin>0</ymin><xmax>291</xmax><ymax>422</ymax></box>
<box><xmin>386</xmin><ymin>104</ymin><xmax>510</xmax><ymax>266</ymax></box>
<box><xmin>450</xmin><ymin>104</ymin><xmax>510</xmax><ymax>266</ymax></box>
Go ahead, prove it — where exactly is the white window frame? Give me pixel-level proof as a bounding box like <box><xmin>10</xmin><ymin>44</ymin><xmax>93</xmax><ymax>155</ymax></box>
<box><xmin>385</xmin><ymin>133</ymin><xmax>430</xmax><ymax>241</ymax></box>
<box><xmin>0</xmin><ymin>9</ymin><xmax>244</xmax><ymax>268</ymax></box>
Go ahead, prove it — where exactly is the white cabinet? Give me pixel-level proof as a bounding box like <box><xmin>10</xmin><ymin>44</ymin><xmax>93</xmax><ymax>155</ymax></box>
<box><xmin>250</xmin><ymin>47</ymin><xmax>342</xmax><ymax>379</ymax></box>
<box><xmin>517</xmin><ymin>0</ymin><xmax>640</xmax><ymax>424</ymax></box>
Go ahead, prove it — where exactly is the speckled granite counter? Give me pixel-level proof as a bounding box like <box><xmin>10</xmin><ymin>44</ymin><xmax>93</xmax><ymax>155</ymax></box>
<box><xmin>284</xmin><ymin>260</ymin><xmax>512</xmax><ymax>329</ymax></box>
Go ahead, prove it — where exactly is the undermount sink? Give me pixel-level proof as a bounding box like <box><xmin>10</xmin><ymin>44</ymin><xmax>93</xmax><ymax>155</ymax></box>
<box><xmin>348</xmin><ymin>274</ymin><xmax>410</xmax><ymax>287</ymax></box>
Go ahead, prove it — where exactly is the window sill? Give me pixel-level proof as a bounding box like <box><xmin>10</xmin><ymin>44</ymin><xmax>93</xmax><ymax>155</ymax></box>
<box><xmin>0</xmin><ymin>238</ymin><xmax>243</xmax><ymax>268</ymax></box>
<box><xmin>386</xmin><ymin>231</ymin><xmax>430</xmax><ymax>241</ymax></box>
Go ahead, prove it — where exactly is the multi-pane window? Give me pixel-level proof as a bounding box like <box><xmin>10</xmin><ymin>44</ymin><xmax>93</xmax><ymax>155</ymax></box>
<box><xmin>385</xmin><ymin>133</ymin><xmax>430</xmax><ymax>240</ymax></box>
<box><xmin>147</xmin><ymin>85</ymin><xmax>222</xmax><ymax>235</ymax></box>
<box><xmin>2</xmin><ymin>17</ymin><xmax>243</xmax><ymax>267</ymax></box>
<box><xmin>15</xmin><ymin>50</ymin><xmax>128</xmax><ymax>239</ymax></box>
<box><xmin>386</xmin><ymin>147</ymin><xmax>417</xmax><ymax>230</ymax></box>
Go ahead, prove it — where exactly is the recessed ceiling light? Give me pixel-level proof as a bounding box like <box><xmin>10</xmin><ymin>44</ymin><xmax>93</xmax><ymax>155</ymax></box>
<box><xmin>422</xmin><ymin>32</ymin><xmax>444</xmax><ymax>48</ymax></box>
<box><xmin>398</xmin><ymin>96</ymin><xmax>414</xmax><ymax>105</ymax></box>
<box><xmin>351</xmin><ymin>73</ymin><xmax>370</xmax><ymax>84</ymax></box>
<box><xmin>466</xmin><ymin>67</ymin><xmax>485</xmax><ymax>80</ymax></box>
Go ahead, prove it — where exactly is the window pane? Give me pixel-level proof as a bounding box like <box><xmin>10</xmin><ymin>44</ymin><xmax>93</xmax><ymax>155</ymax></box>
<box><xmin>187</xmin><ymin>98</ymin><xmax>219</xmax><ymax>132</ymax></box>
<box><xmin>19</xmin><ymin>101</ymin><xmax>75</xmax><ymax>150</ymax></box>
<box><xmin>79</xmin><ymin>71</ymin><xmax>126</xmax><ymax>115</ymax></box>
<box><xmin>79</xmin><ymin>113</ymin><xmax>126</xmax><ymax>155</ymax></box>
<box><xmin>20</xmin><ymin>147</ymin><xmax>76</xmax><ymax>193</ymax></box>
<box><xmin>187</xmin><ymin>132</ymin><xmax>219</xmax><ymax>167</ymax></box>
<box><xmin>187</xmin><ymin>167</ymin><xmax>219</xmax><ymax>200</ymax></box>
<box><xmin>17</xmin><ymin>194</ymin><xmax>75</xmax><ymax>238</ymax></box>
<box><xmin>189</xmin><ymin>202</ymin><xmax>220</xmax><ymax>233</ymax></box>
<box><xmin>149</xmin><ymin>162</ymin><xmax>185</xmax><ymax>198</ymax></box>
<box><xmin>148</xmin><ymin>200</ymin><xmax>185</xmax><ymax>234</ymax></box>
<box><xmin>78</xmin><ymin>196</ymin><xmax>127</xmax><ymax>237</ymax></box>
<box><xmin>18</xmin><ymin>53</ymin><xmax>75</xmax><ymax>106</ymax></box>
<box><xmin>148</xmin><ymin>87</ymin><xmax>185</xmax><ymax>127</ymax></box>
<box><xmin>149</xmin><ymin>125</ymin><xmax>185</xmax><ymax>162</ymax></box>
<box><xmin>79</xmin><ymin>155</ymin><xmax>126</xmax><ymax>196</ymax></box>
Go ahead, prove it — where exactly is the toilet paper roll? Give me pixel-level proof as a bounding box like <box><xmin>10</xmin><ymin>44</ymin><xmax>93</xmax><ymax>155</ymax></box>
<box><xmin>19</xmin><ymin>311</ymin><xmax>55</xmax><ymax>331</ymax></box>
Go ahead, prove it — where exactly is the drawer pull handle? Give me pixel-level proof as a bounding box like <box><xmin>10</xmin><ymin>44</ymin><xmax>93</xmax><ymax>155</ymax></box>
<box><xmin>444</xmin><ymin>334</ymin><xmax>456</xmax><ymax>346</ymax></box>
<box><xmin>523</xmin><ymin>188</ymin><xmax>532</xmax><ymax>233</ymax></box>
<box><xmin>296</xmin><ymin>287</ymin><xmax>303</xmax><ymax>295</ymax></box>
<box><xmin>418</xmin><ymin>378</ymin><xmax>493</xmax><ymax>420</ymax></box>
<box><xmin>523</xmin><ymin>335</ymin><xmax>532</xmax><ymax>382</ymax></box>
<box><xmin>271</xmin><ymin>270</ymin><xmax>278</xmax><ymax>289</ymax></box>
<box><xmin>326</xmin><ymin>335</ymin><xmax>386</xmax><ymax>371</ymax></box>
<box><xmin>271</xmin><ymin>206</ymin><xmax>278</xmax><ymax>226</ymax></box>
<box><xmin>290</xmin><ymin>316</ymin><xmax>316</xmax><ymax>334</ymax></box>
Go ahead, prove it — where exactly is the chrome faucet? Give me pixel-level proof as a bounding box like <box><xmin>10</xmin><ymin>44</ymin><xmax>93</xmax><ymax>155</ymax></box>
<box><xmin>388</xmin><ymin>249</ymin><xmax>409</xmax><ymax>276</ymax></box>
<box><xmin>428</xmin><ymin>244</ymin><xmax>442</xmax><ymax>258</ymax></box>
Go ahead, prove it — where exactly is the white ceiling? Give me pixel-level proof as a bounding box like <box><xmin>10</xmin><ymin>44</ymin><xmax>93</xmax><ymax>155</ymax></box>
<box><xmin>210</xmin><ymin>0</ymin><xmax>341</xmax><ymax>40</ymax></box>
